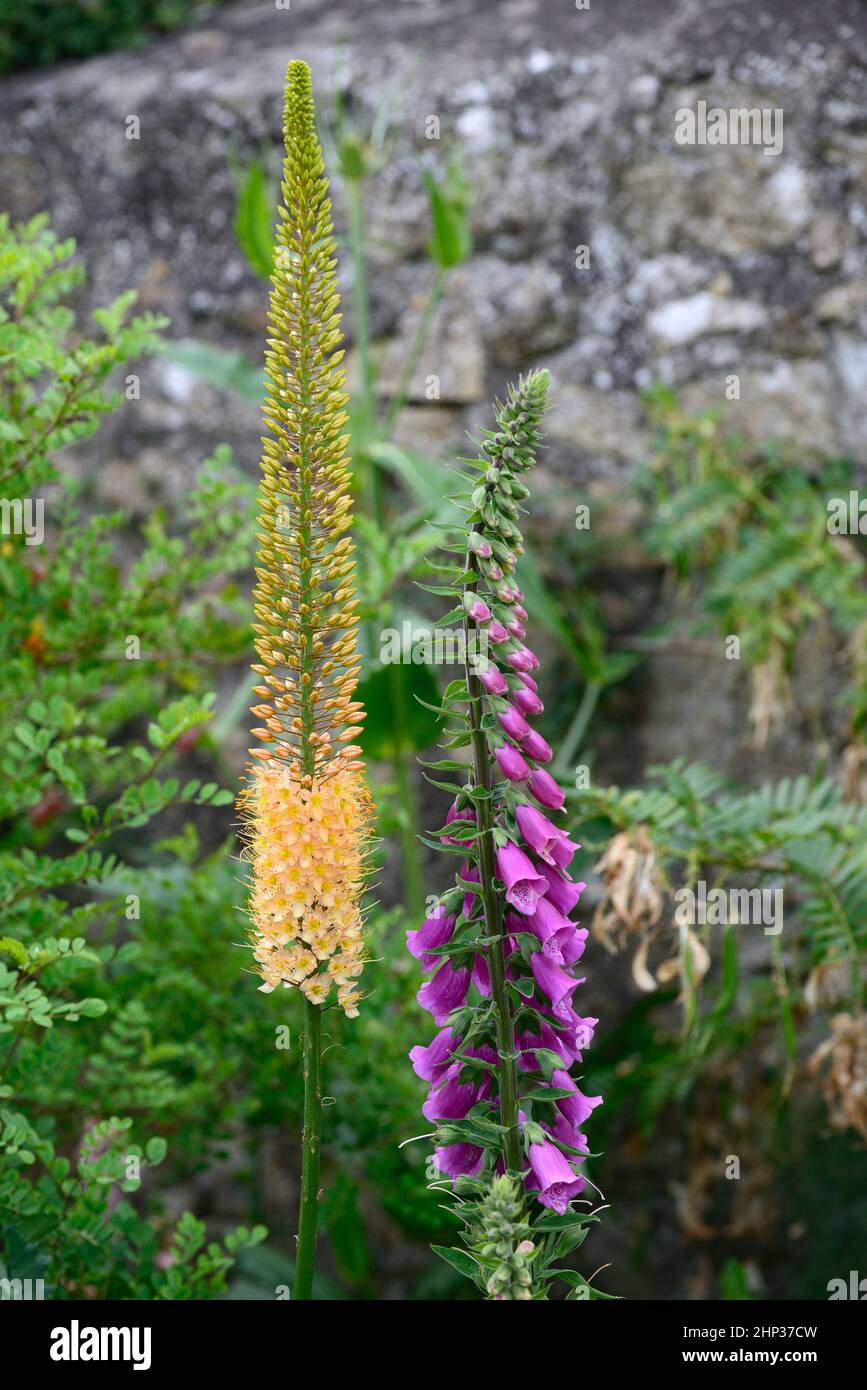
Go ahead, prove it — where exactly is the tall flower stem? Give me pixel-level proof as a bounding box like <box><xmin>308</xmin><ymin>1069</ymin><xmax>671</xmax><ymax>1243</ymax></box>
<box><xmin>294</xmin><ymin>997</ymin><xmax>322</xmax><ymax>1300</ymax></box>
<box><xmin>240</xmin><ymin>59</ymin><xmax>373</xmax><ymax>1304</ymax></box>
<box><xmin>408</xmin><ymin>370</ymin><xmax>604</xmax><ymax>1290</ymax></box>
<box><xmin>464</xmin><ymin>549</ymin><xmax>521</xmax><ymax>1176</ymax></box>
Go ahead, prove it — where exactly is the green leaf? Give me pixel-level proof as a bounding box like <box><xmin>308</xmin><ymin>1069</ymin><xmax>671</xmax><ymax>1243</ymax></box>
<box><xmin>77</xmin><ymin>998</ymin><xmax>108</xmax><ymax>1018</ymax></box>
<box><xmin>430</xmin><ymin>1244</ymin><xmax>480</xmax><ymax>1279</ymax></box>
<box><xmin>234</xmin><ymin>159</ymin><xmax>276</xmax><ymax>279</ymax></box>
<box><xmin>321</xmin><ymin>1175</ymin><xmax>370</xmax><ymax>1287</ymax></box>
<box><xmin>520</xmin><ymin>1086</ymin><xmax>578</xmax><ymax>1103</ymax></box>
<box><xmin>145</xmin><ymin>1137</ymin><xmax>168</xmax><ymax>1165</ymax></box>
<box><xmin>423</xmin><ymin>167</ymin><xmax>472</xmax><ymax>269</ymax></box>
<box><xmin>0</xmin><ymin>938</ymin><xmax>28</xmax><ymax>967</ymax></box>
<box><xmin>358</xmin><ymin>661</ymin><xmax>441</xmax><ymax>759</ymax></box>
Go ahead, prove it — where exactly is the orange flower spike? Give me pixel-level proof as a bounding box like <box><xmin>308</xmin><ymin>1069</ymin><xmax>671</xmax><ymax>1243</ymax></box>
<box><xmin>236</xmin><ymin>59</ymin><xmax>373</xmax><ymax>1015</ymax></box>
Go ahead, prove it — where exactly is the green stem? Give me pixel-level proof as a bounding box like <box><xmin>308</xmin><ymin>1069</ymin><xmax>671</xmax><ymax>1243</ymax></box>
<box><xmin>293</xmin><ymin>997</ymin><xmax>322</xmax><ymax>1300</ymax></box>
<box><xmin>552</xmin><ymin>680</ymin><xmax>600</xmax><ymax>780</ymax></box>
<box><xmin>464</xmin><ymin>557</ymin><xmax>522</xmax><ymax>1176</ymax></box>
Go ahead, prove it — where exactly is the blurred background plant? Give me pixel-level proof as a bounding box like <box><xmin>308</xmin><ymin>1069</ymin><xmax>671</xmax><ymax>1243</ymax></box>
<box><xmin>0</xmin><ymin>0</ymin><xmax>227</xmax><ymax>74</ymax></box>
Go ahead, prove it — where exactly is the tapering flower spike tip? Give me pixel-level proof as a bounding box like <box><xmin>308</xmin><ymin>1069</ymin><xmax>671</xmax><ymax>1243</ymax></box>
<box><xmin>238</xmin><ymin>59</ymin><xmax>372</xmax><ymax>1017</ymax></box>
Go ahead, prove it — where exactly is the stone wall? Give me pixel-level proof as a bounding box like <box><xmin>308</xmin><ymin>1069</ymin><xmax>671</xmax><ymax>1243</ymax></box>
<box><xmin>2</xmin><ymin>0</ymin><xmax>864</xmax><ymax>790</ymax></box>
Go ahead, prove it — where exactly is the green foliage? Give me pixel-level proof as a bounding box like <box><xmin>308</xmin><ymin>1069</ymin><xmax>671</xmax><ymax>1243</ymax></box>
<box><xmin>435</xmin><ymin>1172</ymin><xmax>606</xmax><ymax>1301</ymax></box>
<box><xmin>0</xmin><ymin>213</ymin><xmax>260</xmax><ymax>1296</ymax></box>
<box><xmin>423</xmin><ymin>160</ymin><xmax>473</xmax><ymax>269</ymax></box>
<box><xmin>720</xmin><ymin>1258</ymin><xmax>755</xmax><ymax>1299</ymax></box>
<box><xmin>574</xmin><ymin>755</ymin><xmax>867</xmax><ymax>1134</ymax></box>
<box><xmin>233</xmin><ymin>158</ymin><xmax>277</xmax><ymax>280</ymax></box>
<box><xmin>0</xmin><ymin>0</ymin><xmax>220</xmax><ymax>74</ymax></box>
<box><xmin>640</xmin><ymin>389</ymin><xmax>867</xmax><ymax>737</ymax></box>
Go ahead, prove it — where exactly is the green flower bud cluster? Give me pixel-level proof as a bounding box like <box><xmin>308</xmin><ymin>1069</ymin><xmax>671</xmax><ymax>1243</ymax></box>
<box><xmin>466</xmin><ymin>370</ymin><xmax>551</xmax><ymax>548</ymax></box>
<box><xmin>469</xmin><ymin>1175</ymin><xmax>537</xmax><ymax>1300</ymax></box>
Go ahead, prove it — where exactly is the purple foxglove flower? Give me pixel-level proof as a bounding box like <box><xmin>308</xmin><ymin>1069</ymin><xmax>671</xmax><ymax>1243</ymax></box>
<box><xmin>557</xmin><ymin>925</ymin><xmax>588</xmax><ymax>966</ymax></box>
<box><xmin>527</xmin><ymin>766</ymin><xmax>565</xmax><ymax>809</ymax></box>
<box><xmin>526</xmin><ymin>1133</ymin><xmax>585</xmax><ymax>1215</ymax></box>
<box><xmin>436</xmin><ymin>1142</ymin><xmax>484</xmax><ymax>1178</ymax></box>
<box><xmin>550</xmin><ymin>1068</ymin><xmax>603</xmax><ymax>1128</ymax></box>
<box><xmin>512</xmin><ymin>685</ymin><xmax>544</xmax><ymax>716</ymax></box>
<box><xmin>479</xmin><ymin>664</ymin><xmax>508</xmax><ymax>695</ymax></box>
<box><xmin>506</xmin><ymin>647</ymin><xmax>535</xmax><ymax>673</ymax></box>
<box><xmin>517</xmin><ymin>1021</ymin><xmax>574</xmax><ymax>1071</ymax></box>
<box><xmin>444</xmin><ymin>800</ymin><xmax>477</xmax><ymax>844</ymax></box>
<box><xmin>407</xmin><ymin>371</ymin><xmax>601</xmax><ymax>1225</ymax></box>
<box><xmin>571</xmin><ymin>1014</ymin><xmax>598</xmax><ymax>1055</ymax></box>
<box><xmin>504</xmin><ymin>909</ymin><xmax>529</xmax><ymax>942</ymax></box>
<box><xmin>407</xmin><ymin>905</ymin><xmax>456</xmax><ymax>967</ymax></box>
<box><xmin>495</xmin><ymin>743</ymin><xmax>530</xmax><ymax>782</ymax></box>
<box><xmin>460</xmin><ymin>861</ymin><xmax>480</xmax><ymax>919</ymax></box>
<box><xmin>531</xmin><ymin>951</ymin><xmax>581</xmax><ymax>1020</ymax></box>
<box><xmin>521</xmin><ymin>729</ymin><xmax>553</xmax><ymax>763</ymax></box>
<box><xmin>468</xmin><ymin>532</ymin><xmax>493</xmax><ymax>558</ymax></box>
<box><xmin>536</xmin><ymin>860</ymin><xmax>585</xmax><ymax>914</ymax></box>
<box><xmin>499</xmin><ymin>704</ymin><xmax>531</xmax><ymax>740</ymax></box>
<box><xmin>549</xmin><ymin>831</ymin><xmax>579</xmax><ymax>870</ymax></box>
<box><xmin>409</xmin><ymin>1026</ymin><xmax>460</xmax><ymax>1082</ymax></box>
<box><xmin>464</xmin><ymin>594</ymin><xmax>492</xmax><ymax>623</ymax></box>
<box><xmin>423</xmin><ymin>1065</ymin><xmax>485</xmax><ymax>1122</ymax></box>
<box><xmin>545</xmin><ymin>1111</ymin><xmax>590</xmax><ymax>1155</ymax></box>
<box><xmin>497</xmin><ymin>842</ymin><xmax>548</xmax><ymax>914</ymax></box>
<box><xmin>418</xmin><ymin>958</ymin><xmax>471</xmax><ymax>1025</ymax></box>
<box><xmin>545</xmin><ymin>1007</ymin><xmax>598</xmax><ymax>1064</ymax></box>
<box><xmin>515</xmin><ymin>804</ymin><xmax>570</xmax><ymax>865</ymax></box>
<box><xmin>521</xmin><ymin>895</ymin><xmax>573</xmax><ymax>960</ymax></box>
<box><xmin>472</xmin><ymin>952</ymin><xmax>491</xmax><ymax>996</ymax></box>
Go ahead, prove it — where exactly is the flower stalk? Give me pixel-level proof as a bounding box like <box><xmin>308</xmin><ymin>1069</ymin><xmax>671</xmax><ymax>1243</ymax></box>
<box><xmin>464</xmin><ymin>549</ymin><xmax>521</xmax><ymax>1175</ymax></box>
<box><xmin>238</xmin><ymin>59</ymin><xmax>372</xmax><ymax>1301</ymax></box>
<box><xmin>295</xmin><ymin>997</ymin><xmax>322</xmax><ymax>1300</ymax></box>
<box><xmin>408</xmin><ymin>368</ymin><xmax>605</xmax><ymax>1295</ymax></box>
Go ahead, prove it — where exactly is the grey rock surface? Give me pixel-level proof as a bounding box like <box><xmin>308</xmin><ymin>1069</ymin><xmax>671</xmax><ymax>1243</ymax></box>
<box><xmin>2</xmin><ymin>0</ymin><xmax>865</xmax><ymax>792</ymax></box>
